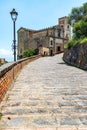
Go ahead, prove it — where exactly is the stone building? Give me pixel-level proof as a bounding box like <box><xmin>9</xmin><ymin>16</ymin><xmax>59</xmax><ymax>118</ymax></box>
<box><xmin>0</xmin><ymin>58</ymin><xmax>6</xmax><ymax>64</ymax></box>
<box><xmin>17</xmin><ymin>16</ymin><xmax>71</xmax><ymax>59</ymax></box>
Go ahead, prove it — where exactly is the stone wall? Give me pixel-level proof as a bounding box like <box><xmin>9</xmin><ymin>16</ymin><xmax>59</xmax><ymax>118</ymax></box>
<box><xmin>63</xmin><ymin>42</ymin><xmax>87</xmax><ymax>70</ymax></box>
<box><xmin>0</xmin><ymin>55</ymin><xmax>41</xmax><ymax>102</ymax></box>
<box><xmin>39</xmin><ymin>47</ymin><xmax>49</xmax><ymax>56</ymax></box>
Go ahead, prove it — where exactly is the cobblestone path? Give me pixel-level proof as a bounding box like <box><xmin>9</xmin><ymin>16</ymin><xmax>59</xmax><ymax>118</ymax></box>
<box><xmin>0</xmin><ymin>53</ymin><xmax>87</xmax><ymax>130</ymax></box>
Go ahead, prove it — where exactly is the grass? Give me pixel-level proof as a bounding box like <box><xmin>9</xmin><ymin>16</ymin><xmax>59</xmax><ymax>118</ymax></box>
<box><xmin>0</xmin><ymin>113</ymin><xmax>3</xmax><ymax>120</ymax></box>
<box><xmin>64</xmin><ymin>37</ymin><xmax>87</xmax><ymax>49</ymax></box>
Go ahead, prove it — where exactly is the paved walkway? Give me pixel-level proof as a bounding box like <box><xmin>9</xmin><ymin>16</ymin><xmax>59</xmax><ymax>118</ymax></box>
<box><xmin>0</xmin><ymin>53</ymin><xmax>87</xmax><ymax>130</ymax></box>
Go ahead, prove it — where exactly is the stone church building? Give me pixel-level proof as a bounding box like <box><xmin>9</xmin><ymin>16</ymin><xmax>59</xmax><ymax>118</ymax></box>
<box><xmin>17</xmin><ymin>16</ymin><xmax>71</xmax><ymax>59</ymax></box>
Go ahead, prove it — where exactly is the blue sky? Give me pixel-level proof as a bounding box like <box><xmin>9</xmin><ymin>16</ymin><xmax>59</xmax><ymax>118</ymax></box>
<box><xmin>0</xmin><ymin>0</ymin><xmax>87</xmax><ymax>61</ymax></box>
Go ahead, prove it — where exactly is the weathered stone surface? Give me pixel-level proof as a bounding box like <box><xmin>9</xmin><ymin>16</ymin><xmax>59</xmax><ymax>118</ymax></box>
<box><xmin>60</xmin><ymin>117</ymin><xmax>80</xmax><ymax>125</ymax></box>
<box><xmin>0</xmin><ymin>55</ymin><xmax>41</xmax><ymax>102</ymax></box>
<box><xmin>0</xmin><ymin>54</ymin><xmax>87</xmax><ymax>129</ymax></box>
<box><xmin>79</xmin><ymin>116</ymin><xmax>87</xmax><ymax>125</ymax></box>
<box><xmin>63</xmin><ymin>42</ymin><xmax>87</xmax><ymax>70</ymax></box>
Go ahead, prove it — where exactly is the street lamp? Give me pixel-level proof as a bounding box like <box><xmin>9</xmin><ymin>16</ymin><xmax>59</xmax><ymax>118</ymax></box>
<box><xmin>10</xmin><ymin>8</ymin><xmax>18</xmax><ymax>61</ymax></box>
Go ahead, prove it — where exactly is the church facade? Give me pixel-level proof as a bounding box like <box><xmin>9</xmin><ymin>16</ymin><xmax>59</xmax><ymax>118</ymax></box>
<box><xmin>17</xmin><ymin>16</ymin><xmax>71</xmax><ymax>59</ymax></box>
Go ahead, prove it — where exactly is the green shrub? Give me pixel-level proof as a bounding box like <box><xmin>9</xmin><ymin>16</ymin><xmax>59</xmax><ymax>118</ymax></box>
<box><xmin>0</xmin><ymin>63</ymin><xmax>3</xmax><ymax>67</ymax></box>
<box><xmin>64</xmin><ymin>38</ymin><xmax>87</xmax><ymax>49</ymax></box>
<box><xmin>80</xmin><ymin>37</ymin><xmax>87</xmax><ymax>44</ymax></box>
<box><xmin>23</xmin><ymin>48</ymin><xmax>35</xmax><ymax>58</ymax></box>
<box><xmin>64</xmin><ymin>39</ymin><xmax>77</xmax><ymax>49</ymax></box>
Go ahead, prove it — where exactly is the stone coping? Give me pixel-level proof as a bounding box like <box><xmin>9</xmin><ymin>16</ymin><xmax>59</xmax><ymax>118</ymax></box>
<box><xmin>0</xmin><ymin>55</ymin><xmax>40</xmax><ymax>78</ymax></box>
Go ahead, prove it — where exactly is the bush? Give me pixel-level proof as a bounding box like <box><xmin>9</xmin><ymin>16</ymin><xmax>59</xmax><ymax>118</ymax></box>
<box><xmin>0</xmin><ymin>63</ymin><xmax>3</xmax><ymax>67</ymax></box>
<box><xmin>34</xmin><ymin>49</ymin><xmax>39</xmax><ymax>55</ymax></box>
<box><xmin>64</xmin><ymin>39</ymin><xmax>80</xmax><ymax>49</ymax></box>
<box><xmin>64</xmin><ymin>37</ymin><xmax>87</xmax><ymax>49</ymax></box>
<box><xmin>64</xmin><ymin>39</ymin><xmax>77</xmax><ymax>49</ymax></box>
<box><xmin>80</xmin><ymin>37</ymin><xmax>87</xmax><ymax>44</ymax></box>
<box><xmin>23</xmin><ymin>48</ymin><xmax>35</xmax><ymax>58</ymax></box>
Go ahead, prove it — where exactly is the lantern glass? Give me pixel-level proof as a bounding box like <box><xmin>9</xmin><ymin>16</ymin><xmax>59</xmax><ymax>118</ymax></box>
<box><xmin>10</xmin><ymin>9</ymin><xmax>18</xmax><ymax>22</ymax></box>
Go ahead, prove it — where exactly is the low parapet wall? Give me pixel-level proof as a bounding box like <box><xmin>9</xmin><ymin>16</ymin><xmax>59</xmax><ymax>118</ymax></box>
<box><xmin>0</xmin><ymin>55</ymin><xmax>41</xmax><ymax>102</ymax></box>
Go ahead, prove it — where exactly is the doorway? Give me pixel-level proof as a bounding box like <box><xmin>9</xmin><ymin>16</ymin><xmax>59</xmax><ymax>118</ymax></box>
<box><xmin>50</xmin><ymin>50</ymin><xmax>53</xmax><ymax>56</ymax></box>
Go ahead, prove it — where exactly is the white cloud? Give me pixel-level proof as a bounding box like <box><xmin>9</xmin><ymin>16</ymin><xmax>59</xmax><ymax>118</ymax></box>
<box><xmin>0</xmin><ymin>49</ymin><xmax>13</xmax><ymax>61</ymax></box>
<box><xmin>0</xmin><ymin>49</ymin><xmax>12</xmax><ymax>56</ymax></box>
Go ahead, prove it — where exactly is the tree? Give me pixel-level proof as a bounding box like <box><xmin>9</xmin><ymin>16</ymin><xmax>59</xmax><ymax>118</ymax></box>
<box><xmin>68</xmin><ymin>2</ymin><xmax>87</xmax><ymax>40</ymax></box>
<box><xmin>73</xmin><ymin>20</ymin><xmax>87</xmax><ymax>39</ymax></box>
<box><xmin>69</xmin><ymin>3</ymin><xmax>87</xmax><ymax>24</ymax></box>
<box><xmin>65</xmin><ymin>3</ymin><xmax>87</xmax><ymax>48</ymax></box>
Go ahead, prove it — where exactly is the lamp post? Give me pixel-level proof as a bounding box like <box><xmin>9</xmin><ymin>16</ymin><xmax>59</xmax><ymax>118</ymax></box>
<box><xmin>10</xmin><ymin>8</ymin><xmax>18</xmax><ymax>61</ymax></box>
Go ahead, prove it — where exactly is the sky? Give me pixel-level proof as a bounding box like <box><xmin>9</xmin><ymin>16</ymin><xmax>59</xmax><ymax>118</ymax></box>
<box><xmin>0</xmin><ymin>0</ymin><xmax>87</xmax><ymax>62</ymax></box>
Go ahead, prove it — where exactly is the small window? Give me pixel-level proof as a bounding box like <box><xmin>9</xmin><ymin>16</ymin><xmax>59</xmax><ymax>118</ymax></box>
<box><xmin>51</xmin><ymin>32</ymin><xmax>53</xmax><ymax>35</ymax></box>
<box><xmin>57</xmin><ymin>46</ymin><xmax>61</xmax><ymax>51</ymax></box>
<box><xmin>67</xmin><ymin>25</ymin><xmax>69</xmax><ymax>29</ymax></box>
<box><xmin>51</xmin><ymin>40</ymin><xmax>53</xmax><ymax>45</ymax></box>
<box><xmin>58</xmin><ymin>32</ymin><xmax>61</xmax><ymax>37</ymax></box>
<box><xmin>66</xmin><ymin>34</ymin><xmax>69</xmax><ymax>38</ymax></box>
<box><xmin>61</xmin><ymin>25</ymin><xmax>64</xmax><ymax>28</ymax></box>
<box><xmin>20</xmin><ymin>48</ymin><xmax>22</xmax><ymax>53</ymax></box>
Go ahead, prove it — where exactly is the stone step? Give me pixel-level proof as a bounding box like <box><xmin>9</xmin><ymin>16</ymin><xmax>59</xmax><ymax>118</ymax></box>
<box><xmin>1</xmin><ymin>114</ymin><xmax>87</xmax><ymax>128</ymax></box>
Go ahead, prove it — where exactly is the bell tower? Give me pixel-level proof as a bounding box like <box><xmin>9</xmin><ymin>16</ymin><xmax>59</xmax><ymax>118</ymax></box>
<box><xmin>58</xmin><ymin>16</ymin><xmax>71</xmax><ymax>40</ymax></box>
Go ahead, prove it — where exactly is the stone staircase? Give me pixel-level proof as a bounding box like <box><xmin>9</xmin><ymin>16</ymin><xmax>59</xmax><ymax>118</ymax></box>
<box><xmin>0</xmin><ymin>54</ymin><xmax>87</xmax><ymax>130</ymax></box>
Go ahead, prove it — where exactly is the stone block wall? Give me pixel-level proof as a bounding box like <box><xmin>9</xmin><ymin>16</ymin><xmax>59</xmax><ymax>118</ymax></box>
<box><xmin>63</xmin><ymin>42</ymin><xmax>87</xmax><ymax>70</ymax></box>
<box><xmin>0</xmin><ymin>55</ymin><xmax>41</xmax><ymax>102</ymax></box>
